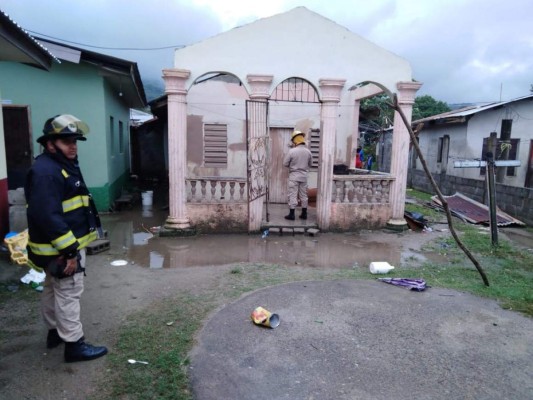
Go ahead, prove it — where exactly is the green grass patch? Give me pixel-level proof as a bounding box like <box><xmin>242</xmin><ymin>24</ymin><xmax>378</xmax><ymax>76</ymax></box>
<box><xmin>404</xmin><ymin>189</ymin><xmax>444</xmax><ymax>223</ymax></box>
<box><xmin>99</xmin><ymin>292</ymin><xmax>211</xmax><ymax>400</ymax></box>
<box><xmin>404</xmin><ymin>203</ymin><xmax>443</xmax><ymax>223</ymax></box>
<box><xmin>401</xmin><ymin>221</ymin><xmax>533</xmax><ymax>316</ymax></box>
<box><xmin>406</xmin><ymin>188</ymin><xmax>433</xmax><ymax>202</ymax></box>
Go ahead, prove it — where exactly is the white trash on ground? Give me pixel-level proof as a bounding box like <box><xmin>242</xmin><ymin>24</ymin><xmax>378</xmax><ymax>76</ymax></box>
<box><xmin>369</xmin><ymin>261</ymin><xmax>395</xmax><ymax>274</ymax></box>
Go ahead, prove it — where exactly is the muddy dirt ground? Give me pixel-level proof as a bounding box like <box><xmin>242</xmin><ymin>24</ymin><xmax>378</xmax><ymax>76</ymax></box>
<box><xmin>0</xmin><ymin>207</ymin><xmax>531</xmax><ymax>400</ymax></box>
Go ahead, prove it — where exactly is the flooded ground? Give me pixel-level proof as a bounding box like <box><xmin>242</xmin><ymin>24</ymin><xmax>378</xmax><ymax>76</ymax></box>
<box><xmin>100</xmin><ymin>206</ymin><xmax>449</xmax><ymax>271</ymax></box>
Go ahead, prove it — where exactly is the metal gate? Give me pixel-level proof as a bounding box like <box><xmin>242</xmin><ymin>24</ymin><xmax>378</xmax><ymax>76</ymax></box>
<box><xmin>246</xmin><ymin>100</ymin><xmax>270</xmax><ymax>219</ymax></box>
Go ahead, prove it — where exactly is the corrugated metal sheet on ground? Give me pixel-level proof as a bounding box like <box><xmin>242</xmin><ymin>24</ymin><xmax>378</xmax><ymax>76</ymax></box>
<box><xmin>431</xmin><ymin>192</ymin><xmax>525</xmax><ymax>227</ymax></box>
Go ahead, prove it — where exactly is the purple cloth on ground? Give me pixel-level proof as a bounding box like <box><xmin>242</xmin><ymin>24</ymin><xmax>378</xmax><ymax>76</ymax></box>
<box><xmin>377</xmin><ymin>278</ymin><xmax>427</xmax><ymax>291</ymax></box>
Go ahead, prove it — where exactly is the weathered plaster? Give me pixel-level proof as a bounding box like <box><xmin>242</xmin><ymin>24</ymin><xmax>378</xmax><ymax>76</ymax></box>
<box><xmin>330</xmin><ymin>203</ymin><xmax>393</xmax><ymax>230</ymax></box>
<box><xmin>187</xmin><ymin>203</ymin><xmax>248</xmax><ymax>233</ymax></box>
<box><xmin>187</xmin><ymin>114</ymin><xmax>204</xmax><ymax>166</ymax></box>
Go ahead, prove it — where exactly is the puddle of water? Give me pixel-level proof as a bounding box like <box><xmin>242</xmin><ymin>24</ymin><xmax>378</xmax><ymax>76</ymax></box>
<box><xmin>100</xmin><ymin>209</ymin><xmax>420</xmax><ymax>270</ymax></box>
<box><xmin>149</xmin><ymin>251</ymin><xmax>165</xmax><ymax>269</ymax></box>
<box><xmin>126</xmin><ymin>234</ymin><xmax>405</xmax><ymax>269</ymax></box>
<box><xmin>133</xmin><ymin>231</ymin><xmax>154</xmax><ymax>245</ymax></box>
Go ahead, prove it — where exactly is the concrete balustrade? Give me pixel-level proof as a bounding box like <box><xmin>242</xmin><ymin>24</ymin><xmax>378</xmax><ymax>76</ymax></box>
<box><xmin>332</xmin><ymin>173</ymin><xmax>394</xmax><ymax>204</ymax></box>
<box><xmin>186</xmin><ymin>178</ymin><xmax>248</xmax><ymax>203</ymax></box>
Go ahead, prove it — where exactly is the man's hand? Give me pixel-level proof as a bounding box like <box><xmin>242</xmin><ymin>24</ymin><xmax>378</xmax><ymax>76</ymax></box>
<box><xmin>63</xmin><ymin>256</ymin><xmax>78</xmax><ymax>275</ymax></box>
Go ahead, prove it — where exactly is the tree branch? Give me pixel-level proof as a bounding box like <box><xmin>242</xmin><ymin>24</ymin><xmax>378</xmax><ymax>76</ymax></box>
<box><xmin>388</xmin><ymin>96</ymin><xmax>490</xmax><ymax>286</ymax></box>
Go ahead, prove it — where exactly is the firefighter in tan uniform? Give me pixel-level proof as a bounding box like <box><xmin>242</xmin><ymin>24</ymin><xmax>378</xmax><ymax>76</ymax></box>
<box><xmin>25</xmin><ymin>114</ymin><xmax>107</xmax><ymax>363</ymax></box>
<box><xmin>283</xmin><ymin>130</ymin><xmax>313</xmax><ymax>220</ymax></box>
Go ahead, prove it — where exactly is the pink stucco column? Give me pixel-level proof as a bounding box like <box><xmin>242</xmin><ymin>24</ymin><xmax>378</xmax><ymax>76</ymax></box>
<box><xmin>317</xmin><ymin>79</ymin><xmax>346</xmax><ymax>230</ymax></box>
<box><xmin>246</xmin><ymin>74</ymin><xmax>273</xmax><ymax>232</ymax></box>
<box><xmin>387</xmin><ymin>81</ymin><xmax>423</xmax><ymax>229</ymax></box>
<box><xmin>349</xmin><ymin>99</ymin><xmax>361</xmax><ymax>169</ymax></box>
<box><xmin>163</xmin><ymin>68</ymin><xmax>191</xmax><ymax>230</ymax></box>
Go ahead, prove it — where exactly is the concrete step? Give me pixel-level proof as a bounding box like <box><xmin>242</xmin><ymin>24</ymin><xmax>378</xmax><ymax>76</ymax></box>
<box><xmin>265</xmin><ymin>227</ymin><xmax>320</xmax><ymax>236</ymax></box>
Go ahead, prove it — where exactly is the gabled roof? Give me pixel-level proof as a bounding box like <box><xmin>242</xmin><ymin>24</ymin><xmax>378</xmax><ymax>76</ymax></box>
<box><xmin>0</xmin><ymin>10</ymin><xmax>58</xmax><ymax>69</ymax></box>
<box><xmin>414</xmin><ymin>94</ymin><xmax>533</xmax><ymax>126</ymax></box>
<box><xmin>173</xmin><ymin>7</ymin><xmax>413</xmax><ymax>95</ymax></box>
<box><xmin>36</xmin><ymin>38</ymin><xmax>147</xmax><ymax>109</ymax></box>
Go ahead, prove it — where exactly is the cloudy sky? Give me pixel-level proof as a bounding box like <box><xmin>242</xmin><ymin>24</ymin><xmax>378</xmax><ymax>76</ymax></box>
<box><xmin>2</xmin><ymin>0</ymin><xmax>532</xmax><ymax>104</ymax></box>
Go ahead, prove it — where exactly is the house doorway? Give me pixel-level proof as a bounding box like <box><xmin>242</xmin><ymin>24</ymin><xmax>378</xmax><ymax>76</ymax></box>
<box><xmin>267</xmin><ymin>77</ymin><xmax>321</xmax><ymax>206</ymax></box>
<box><xmin>2</xmin><ymin>106</ymin><xmax>33</xmax><ymax>189</ymax></box>
<box><xmin>268</xmin><ymin>127</ymin><xmax>292</xmax><ymax>203</ymax></box>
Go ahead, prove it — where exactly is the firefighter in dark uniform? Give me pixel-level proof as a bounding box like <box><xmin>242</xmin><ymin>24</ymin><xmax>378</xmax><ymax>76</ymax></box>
<box><xmin>25</xmin><ymin>114</ymin><xmax>108</xmax><ymax>363</ymax></box>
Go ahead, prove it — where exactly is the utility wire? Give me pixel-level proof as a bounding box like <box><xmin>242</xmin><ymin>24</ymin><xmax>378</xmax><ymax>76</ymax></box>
<box><xmin>28</xmin><ymin>30</ymin><xmax>185</xmax><ymax>51</ymax></box>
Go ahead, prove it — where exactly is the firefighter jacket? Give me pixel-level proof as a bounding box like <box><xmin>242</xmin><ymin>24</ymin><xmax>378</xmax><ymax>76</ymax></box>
<box><xmin>24</xmin><ymin>151</ymin><xmax>101</xmax><ymax>271</ymax></box>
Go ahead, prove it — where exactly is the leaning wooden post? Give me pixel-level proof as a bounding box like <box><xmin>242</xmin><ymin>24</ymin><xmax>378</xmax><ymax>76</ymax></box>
<box><xmin>487</xmin><ymin>132</ymin><xmax>499</xmax><ymax>246</ymax></box>
<box><xmin>388</xmin><ymin>95</ymin><xmax>490</xmax><ymax>287</ymax></box>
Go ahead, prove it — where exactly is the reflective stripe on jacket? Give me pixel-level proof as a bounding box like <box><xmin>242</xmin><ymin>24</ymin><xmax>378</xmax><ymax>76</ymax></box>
<box><xmin>24</xmin><ymin>151</ymin><xmax>100</xmax><ymax>270</ymax></box>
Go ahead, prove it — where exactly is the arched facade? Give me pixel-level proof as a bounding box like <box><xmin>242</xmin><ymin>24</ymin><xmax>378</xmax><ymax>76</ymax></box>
<box><xmin>162</xmin><ymin>7</ymin><xmax>421</xmax><ymax>233</ymax></box>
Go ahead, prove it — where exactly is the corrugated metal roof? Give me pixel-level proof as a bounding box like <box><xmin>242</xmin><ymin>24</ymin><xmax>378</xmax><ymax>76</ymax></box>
<box><xmin>414</xmin><ymin>94</ymin><xmax>533</xmax><ymax>124</ymax></box>
<box><xmin>0</xmin><ymin>10</ymin><xmax>60</xmax><ymax>67</ymax></box>
<box><xmin>431</xmin><ymin>192</ymin><xmax>525</xmax><ymax>227</ymax></box>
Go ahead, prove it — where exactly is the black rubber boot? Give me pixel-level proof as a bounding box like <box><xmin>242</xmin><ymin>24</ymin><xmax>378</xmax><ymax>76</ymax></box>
<box><xmin>284</xmin><ymin>209</ymin><xmax>295</xmax><ymax>220</ymax></box>
<box><xmin>46</xmin><ymin>329</ymin><xmax>64</xmax><ymax>349</ymax></box>
<box><xmin>299</xmin><ymin>208</ymin><xmax>308</xmax><ymax>220</ymax></box>
<box><xmin>64</xmin><ymin>338</ymin><xmax>108</xmax><ymax>363</ymax></box>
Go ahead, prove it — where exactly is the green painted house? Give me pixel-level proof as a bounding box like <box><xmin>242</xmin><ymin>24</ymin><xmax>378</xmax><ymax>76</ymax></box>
<box><xmin>0</xmin><ymin>10</ymin><xmax>56</xmax><ymax>238</ymax></box>
<box><xmin>0</xmin><ymin>37</ymin><xmax>146</xmax><ymax>212</ymax></box>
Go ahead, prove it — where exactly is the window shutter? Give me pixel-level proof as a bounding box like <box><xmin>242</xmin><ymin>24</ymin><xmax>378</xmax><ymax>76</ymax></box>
<box><xmin>309</xmin><ymin>129</ymin><xmax>320</xmax><ymax>168</ymax></box>
<box><xmin>204</xmin><ymin>124</ymin><xmax>227</xmax><ymax>167</ymax></box>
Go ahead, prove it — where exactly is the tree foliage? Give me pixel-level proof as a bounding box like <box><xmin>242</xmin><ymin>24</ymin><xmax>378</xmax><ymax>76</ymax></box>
<box><xmin>360</xmin><ymin>94</ymin><xmax>451</xmax><ymax>129</ymax></box>
<box><xmin>358</xmin><ymin>94</ymin><xmax>451</xmax><ymax>161</ymax></box>
<box><xmin>360</xmin><ymin>94</ymin><xmax>394</xmax><ymax>130</ymax></box>
<box><xmin>412</xmin><ymin>95</ymin><xmax>451</xmax><ymax>121</ymax></box>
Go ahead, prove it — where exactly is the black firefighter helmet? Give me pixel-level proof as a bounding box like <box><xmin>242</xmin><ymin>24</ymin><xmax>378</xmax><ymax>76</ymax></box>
<box><xmin>37</xmin><ymin>114</ymin><xmax>90</xmax><ymax>145</ymax></box>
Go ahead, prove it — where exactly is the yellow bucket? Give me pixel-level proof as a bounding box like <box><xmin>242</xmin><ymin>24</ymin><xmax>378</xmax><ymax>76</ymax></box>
<box><xmin>251</xmin><ymin>306</ymin><xmax>280</xmax><ymax>329</ymax></box>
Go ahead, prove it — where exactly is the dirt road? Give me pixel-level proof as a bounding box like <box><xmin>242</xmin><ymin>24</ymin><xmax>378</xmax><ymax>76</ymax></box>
<box><xmin>0</xmin><ymin>218</ymin><xmax>531</xmax><ymax>399</ymax></box>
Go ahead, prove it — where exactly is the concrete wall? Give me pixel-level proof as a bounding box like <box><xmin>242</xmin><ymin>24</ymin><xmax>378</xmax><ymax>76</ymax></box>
<box><xmin>186</xmin><ymin>80</ymin><xmax>249</xmax><ymax>179</ymax></box>
<box><xmin>409</xmin><ymin>169</ymin><xmax>533</xmax><ymax>226</ymax></box>
<box><xmin>187</xmin><ymin>203</ymin><xmax>248</xmax><ymax>233</ymax></box>
<box><xmin>330</xmin><ymin>203</ymin><xmax>393</xmax><ymax>231</ymax></box>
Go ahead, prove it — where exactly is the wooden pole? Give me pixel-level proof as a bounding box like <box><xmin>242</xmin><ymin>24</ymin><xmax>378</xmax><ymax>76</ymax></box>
<box><xmin>388</xmin><ymin>96</ymin><xmax>490</xmax><ymax>286</ymax></box>
<box><xmin>487</xmin><ymin>132</ymin><xmax>499</xmax><ymax>246</ymax></box>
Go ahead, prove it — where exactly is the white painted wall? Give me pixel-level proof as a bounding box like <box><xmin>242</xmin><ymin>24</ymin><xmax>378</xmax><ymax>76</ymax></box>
<box><xmin>174</xmin><ymin>7</ymin><xmax>412</xmax><ymax>97</ymax></box>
